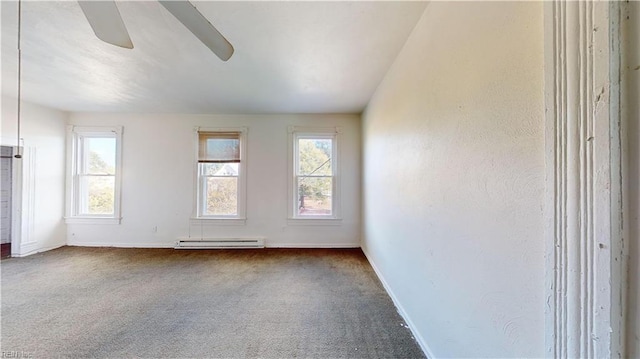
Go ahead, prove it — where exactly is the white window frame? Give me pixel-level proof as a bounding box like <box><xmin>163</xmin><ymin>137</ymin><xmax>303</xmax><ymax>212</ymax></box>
<box><xmin>193</xmin><ymin>127</ymin><xmax>247</xmax><ymax>222</ymax></box>
<box><xmin>65</xmin><ymin>125</ymin><xmax>123</xmax><ymax>225</ymax></box>
<box><xmin>288</xmin><ymin>126</ymin><xmax>341</xmax><ymax>223</ymax></box>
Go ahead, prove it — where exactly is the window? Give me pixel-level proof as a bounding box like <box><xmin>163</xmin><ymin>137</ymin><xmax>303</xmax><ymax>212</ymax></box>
<box><xmin>66</xmin><ymin>126</ymin><xmax>123</xmax><ymax>224</ymax></box>
<box><xmin>195</xmin><ymin>128</ymin><xmax>247</xmax><ymax>219</ymax></box>
<box><xmin>289</xmin><ymin>127</ymin><xmax>340</xmax><ymax>220</ymax></box>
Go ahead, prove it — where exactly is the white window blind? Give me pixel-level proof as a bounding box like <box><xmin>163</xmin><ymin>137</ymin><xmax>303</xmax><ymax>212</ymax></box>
<box><xmin>198</xmin><ymin>132</ymin><xmax>240</xmax><ymax>163</ymax></box>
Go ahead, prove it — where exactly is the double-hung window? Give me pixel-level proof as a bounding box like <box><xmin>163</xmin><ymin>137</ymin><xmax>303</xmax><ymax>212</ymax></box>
<box><xmin>289</xmin><ymin>127</ymin><xmax>340</xmax><ymax>220</ymax></box>
<box><xmin>66</xmin><ymin>126</ymin><xmax>123</xmax><ymax>224</ymax></box>
<box><xmin>196</xmin><ymin>128</ymin><xmax>247</xmax><ymax>219</ymax></box>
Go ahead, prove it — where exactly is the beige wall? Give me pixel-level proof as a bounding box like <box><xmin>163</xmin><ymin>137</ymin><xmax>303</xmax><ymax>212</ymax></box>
<box><xmin>362</xmin><ymin>2</ymin><xmax>545</xmax><ymax>357</ymax></box>
<box><xmin>67</xmin><ymin>113</ymin><xmax>361</xmax><ymax>248</ymax></box>
<box><xmin>623</xmin><ymin>0</ymin><xmax>640</xmax><ymax>357</ymax></box>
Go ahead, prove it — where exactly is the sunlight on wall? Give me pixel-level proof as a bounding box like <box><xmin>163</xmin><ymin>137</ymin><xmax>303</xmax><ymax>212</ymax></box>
<box><xmin>362</xmin><ymin>2</ymin><xmax>545</xmax><ymax>357</ymax></box>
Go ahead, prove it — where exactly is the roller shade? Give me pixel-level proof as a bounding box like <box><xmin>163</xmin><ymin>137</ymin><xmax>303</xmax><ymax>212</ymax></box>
<box><xmin>198</xmin><ymin>132</ymin><xmax>240</xmax><ymax>163</ymax></box>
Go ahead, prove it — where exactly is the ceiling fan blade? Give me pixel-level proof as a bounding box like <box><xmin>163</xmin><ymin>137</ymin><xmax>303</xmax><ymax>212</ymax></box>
<box><xmin>158</xmin><ymin>1</ymin><xmax>234</xmax><ymax>61</ymax></box>
<box><xmin>78</xmin><ymin>1</ymin><xmax>133</xmax><ymax>49</ymax></box>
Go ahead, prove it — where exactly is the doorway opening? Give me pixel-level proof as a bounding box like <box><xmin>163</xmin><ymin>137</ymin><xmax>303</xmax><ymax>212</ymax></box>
<box><xmin>1</xmin><ymin>146</ymin><xmax>13</xmax><ymax>259</ymax></box>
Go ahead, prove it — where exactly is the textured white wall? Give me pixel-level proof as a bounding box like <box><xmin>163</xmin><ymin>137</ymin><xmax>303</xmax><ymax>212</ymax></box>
<box><xmin>1</xmin><ymin>96</ymin><xmax>68</xmax><ymax>255</ymax></box>
<box><xmin>362</xmin><ymin>2</ymin><xmax>544</xmax><ymax>357</ymax></box>
<box><xmin>66</xmin><ymin>113</ymin><xmax>360</xmax><ymax>248</ymax></box>
<box><xmin>623</xmin><ymin>0</ymin><xmax>640</xmax><ymax>356</ymax></box>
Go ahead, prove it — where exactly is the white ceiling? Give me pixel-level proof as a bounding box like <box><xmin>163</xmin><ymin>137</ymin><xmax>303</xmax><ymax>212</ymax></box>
<box><xmin>1</xmin><ymin>1</ymin><xmax>427</xmax><ymax>114</ymax></box>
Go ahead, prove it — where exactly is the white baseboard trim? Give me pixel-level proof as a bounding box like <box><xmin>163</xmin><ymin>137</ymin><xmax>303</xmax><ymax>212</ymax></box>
<box><xmin>13</xmin><ymin>243</ymin><xmax>65</xmax><ymax>257</ymax></box>
<box><xmin>267</xmin><ymin>243</ymin><xmax>360</xmax><ymax>248</ymax></box>
<box><xmin>15</xmin><ymin>241</ymin><xmax>38</xmax><ymax>257</ymax></box>
<box><xmin>66</xmin><ymin>241</ymin><xmax>175</xmax><ymax>249</ymax></box>
<box><xmin>66</xmin><ymin>241</ymin><xmax>359</xmax><ymax>249</ymax></box>
<box><xmin>361</xmin><ymin>246</ymin><xmax>435</xmax><ymax>359</ymax></box>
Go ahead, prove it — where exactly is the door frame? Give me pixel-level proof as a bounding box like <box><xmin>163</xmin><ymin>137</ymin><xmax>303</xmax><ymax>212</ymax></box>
<box><xmin>543</xmin><ymin>1</ymin><xmax>625</xmax><ymax>357</ymax></box>
<box><xmin>0</xmin><ymin>139</ymin><xmax>25</xmax><ymax>257</ymax></box>
<box><xmin>1</xmin><ymin>146</ymin><xmax>14</xmax><ymax>257</ymax></box>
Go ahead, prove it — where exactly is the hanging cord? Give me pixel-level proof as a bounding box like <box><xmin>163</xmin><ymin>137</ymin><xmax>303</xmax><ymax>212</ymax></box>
<box><xmin>14</xmin><ymin>0</ymin><xmax>22</xmax><ymax>159</ymax></box>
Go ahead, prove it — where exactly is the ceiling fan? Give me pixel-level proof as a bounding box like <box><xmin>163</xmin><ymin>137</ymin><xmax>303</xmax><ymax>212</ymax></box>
<box><xmin>77</xmin><ymin>0</ymin><xmax>234</xmax><ymax>61</ymax></box>
<box><xmin>10</xmin><ymin>0</ymin><xmax>232</xmax><ymax>158</ymax></box>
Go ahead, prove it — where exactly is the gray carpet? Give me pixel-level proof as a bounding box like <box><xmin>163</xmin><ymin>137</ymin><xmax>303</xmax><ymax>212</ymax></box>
<box><xmin>1</xmin><ymin>247</ymin><xmax>425</xmax><ymax>358</ymax></box>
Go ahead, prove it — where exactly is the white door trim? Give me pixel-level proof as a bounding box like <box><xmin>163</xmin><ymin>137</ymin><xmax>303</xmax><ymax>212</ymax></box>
<box><xmin>544</xmin><ymin>1</ymin><xmax>624</xmax><ymax>358</ymax></box>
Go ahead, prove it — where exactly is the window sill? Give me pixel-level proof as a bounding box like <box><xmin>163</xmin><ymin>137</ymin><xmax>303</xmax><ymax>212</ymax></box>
<box><xmin>65</xmin><ymin>217</ymin><xmax>122</xmax><ymax>225</ymax></box>
<box><xmin>190</xmin><ymin>217</ymin><xmax>247</xmax><ymax>226</ymax></box>
<box><xmin>287</xmin><ymin>218</ymin><xmax>343</xmax><ymax>226</ymax></box>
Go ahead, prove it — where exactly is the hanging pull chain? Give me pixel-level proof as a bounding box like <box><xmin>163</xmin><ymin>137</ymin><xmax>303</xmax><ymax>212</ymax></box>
<box><xmin>14</xmin><ymin>0</ymin><xmax>22</xmax><ymax>159</ymax></box>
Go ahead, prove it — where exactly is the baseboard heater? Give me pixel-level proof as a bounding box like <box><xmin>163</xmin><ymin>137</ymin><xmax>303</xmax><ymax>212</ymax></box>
<box><xmin>175</xmin><ymin>238</ymin><xmax>265</xmax><ymax>249</ymax></box>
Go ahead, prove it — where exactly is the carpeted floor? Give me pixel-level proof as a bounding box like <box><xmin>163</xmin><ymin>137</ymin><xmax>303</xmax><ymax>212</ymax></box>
<box><xmin>0</xmin><ymin>247</ymin><xmax>425</xmax><ymax>358</ymax></box>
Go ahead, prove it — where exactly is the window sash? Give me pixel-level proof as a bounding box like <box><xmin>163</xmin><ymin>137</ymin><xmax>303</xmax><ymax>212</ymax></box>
<box><xmin>201</xmin><ymin>175</ymin><xmax>239</xmax><ymax>178</ymax></box>
<box><xmin>295</xmin><ymin>137</ymin><xmax>334</xmax><ymax>177</ymax></box>
<box><xmin>296</xmin><ymin>175</ymin><xmax>333</xmax><ymax>216</ymax></box>
<box><xmin>296</xmin><ymin>174</ymin><xmax>332</xmax><ymax>178</ymax></box>
<box><xmin>77</xmin><ymin>135</ymin><xmax>117</xmax><ymax>175</ymax></box>
<box><xmin>200</xmin><ymin>173</ymin><xmax>239</xmax><ymax>217</ymax></box>
<box><xmin>76</xmin><ymin>174</ymin><xmax>116</xmax><ymax>216</ymax></box>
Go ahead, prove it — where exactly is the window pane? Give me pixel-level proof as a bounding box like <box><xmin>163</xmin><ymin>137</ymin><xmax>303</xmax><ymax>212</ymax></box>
<box><xmin>297</xmin><ymin>176</ymin><xmax>332</xmax><ymax>216</ymax></box>
<box><xmin>202</xmin><ymin>163</ymin><xmax>239</xmax><ymax>176</ymax></box>
<box><xmin>86</xmin><ymin>138</ymin><xmax>116</xmax><ymax>175</ymax></box>
<box><xmin>80</xmin><ymin>175</ymin><xmax>115</xmax><ymax>215</ymax></box>
<box><xmin>205</xmin><ymin>177</ymin><xmax>238</xmax><ymax>216</ymax></box>
<box><xmin>298</xmin><ymin>139</ymin><xmax>332</xmax><ymax>176</ymax></box>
